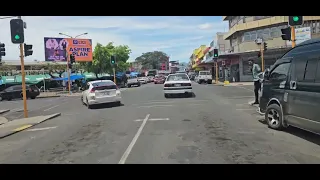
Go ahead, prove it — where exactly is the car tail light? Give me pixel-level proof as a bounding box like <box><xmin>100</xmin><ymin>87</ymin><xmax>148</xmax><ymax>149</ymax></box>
<box><xmin>182</xmin><ymin>83</ymin><xmax>191</xmax><ymax>86</ymax></box>
<box><xmin>90</xmin><ymin>88</ymin><xmax>95</xmax><ymax>93</ymax></box>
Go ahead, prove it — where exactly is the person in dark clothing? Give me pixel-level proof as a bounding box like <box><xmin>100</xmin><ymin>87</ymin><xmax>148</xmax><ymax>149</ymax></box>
<box><xmin>248</xmin><ymin>58</ymin><xmax>261</xmax><ymax>105</ymax></box>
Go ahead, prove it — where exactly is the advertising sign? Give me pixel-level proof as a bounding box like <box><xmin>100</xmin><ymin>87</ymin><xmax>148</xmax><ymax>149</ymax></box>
<box><xmin>286</xmin><ymin>27</ymin><xmax>311</xmax><ymax>46</ymax></box>
<box><xmin>44</xmin><ymin>37</ymin><xmax>93</xmax><ymax>62</ymax></box>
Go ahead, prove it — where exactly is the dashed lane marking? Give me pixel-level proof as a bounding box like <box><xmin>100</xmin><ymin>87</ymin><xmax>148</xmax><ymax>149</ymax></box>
<box><xmin>27</xmin><ymin>126</ymin><xmax>57</xmax><ymax>132</ymax></box>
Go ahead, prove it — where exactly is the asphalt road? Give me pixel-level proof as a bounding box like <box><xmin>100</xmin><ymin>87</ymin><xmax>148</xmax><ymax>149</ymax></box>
<box><xmin>1</xmin><ymin>82</ymin><xmax>320</xmax><ymax>164</ymax></box>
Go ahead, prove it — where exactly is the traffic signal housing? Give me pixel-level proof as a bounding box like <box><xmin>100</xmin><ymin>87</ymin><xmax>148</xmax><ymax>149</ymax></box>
<box><xmin>70</xmin><ymin>54</ymin><xmax>75</xmax><ymax>64</ymax></box>
<box><xmin>0</xmin><ymin>43</ymin><xmax>5</xmax><ymax>61</ymax></box>
<box><xmin>213</xmin><ymin>49</ymin><xmax>218</xmax><ymax>57</ymax></box>
<box><xmin>263</xmin><ymin>42</ymin><xmax>267</xmax><ymax>51</ymax></box>
<box><xmin>281</xmin><ymin>27</ymin><xmax>292</xmax><ymax>41</ymax></box>
<box><xmin>289</xmin><ymin>16</ymin><xmax>303</xmax><ymax>26</ymax></box>
<box><xmin>10</xmin><ymin>19</ymin><xmax>25</xmax><ymax>44</ymax></box>
<box><xmin>24</xmin><ymin>44</ymin><xmax>33</xmax><ymax>57</ymax></box>
<box><xmin>110</xmin><ymin>55</ymin><xmax>116</xmax><ymax>65</ymax></box>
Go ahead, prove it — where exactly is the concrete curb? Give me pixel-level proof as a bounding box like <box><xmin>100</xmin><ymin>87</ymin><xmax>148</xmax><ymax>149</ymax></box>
<box><xmin>0</xmin><ymin>109</ymin><xmax>10</xmax><ymax>114</ymax></box>
<box><xmin>0</xmin><ymin>113</ymin><xmax>61</xmax><ymax>139</ymax></box>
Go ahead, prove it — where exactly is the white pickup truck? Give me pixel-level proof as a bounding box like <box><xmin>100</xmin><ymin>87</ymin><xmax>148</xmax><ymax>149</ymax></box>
<box><xmin>196</xmin><ymin>71</ymin><xmax>212</xmax><ymax>84</ymax></box>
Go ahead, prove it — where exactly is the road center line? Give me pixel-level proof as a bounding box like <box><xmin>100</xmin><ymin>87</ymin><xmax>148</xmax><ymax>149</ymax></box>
<box><xmin>27</xmin><ymin>126</ymin><xmax>57</xmax><ymax>132</ymax></box>
<box><xmin>134</xmin><ymin>118</ymin><xmax>169</xmax><ymax>122</ymax></box>
<box><xmin>119</xmin><ymin>114</ymin><xmax>150</xmax><ymax>164</ymax></box>
<box><xmin>43</xmin><ymin>105</ymin><xmax>59</xmax><ymax>111</ymax></box>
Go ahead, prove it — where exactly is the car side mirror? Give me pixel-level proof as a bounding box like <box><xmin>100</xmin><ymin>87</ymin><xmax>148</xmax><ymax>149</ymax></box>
<box><xmin>264</xmin><ymin>68</ymin><xmax>270</xmax><ymax>80</ymax></box>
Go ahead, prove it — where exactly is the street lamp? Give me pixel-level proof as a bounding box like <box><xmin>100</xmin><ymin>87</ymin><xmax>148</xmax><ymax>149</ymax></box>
<box><xmin>58</xmin><ymin>32</ymin><xmax>88</xmax><ymax>94</ymax></box>
<box><xmin>58</xmin><ymin>32</ymin><xmax>88</xmax><ymax>39</ymax></box>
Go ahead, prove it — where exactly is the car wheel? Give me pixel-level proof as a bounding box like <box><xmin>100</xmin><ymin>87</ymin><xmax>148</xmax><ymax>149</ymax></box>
<box><xmin>30</xmin><ymin>96</ymin><xmax>36</xmax><ymax>99</ymax></box>
<box><xmin>128</xmin><ymin>85</ymin><xmax>131</xmax><ymax>88</ymax></box>
<box><xmin>81</xmin><ymin>96</ymin><xmax>85</xmax><ymax>105</ymax></box>
<box><xmin>116</xmin><ymin>101</ymin><xmax>121</xmax><ymax>106</ymax></box>
<box><xmin>164</xmin><ymin>94</ymin><xmax>169</xmax><ymax>98</ymax></box>
<box><xmin>207</xmin><ymin>80</ymin><xmax>212</xmax><ymax>84</ymax></box>
<box><xmin>265</xmin><ymin>104</ymin><xmax>284</xmax><ymax>130</ymax></box>
<box><xmin>137</xmin><ymin>83</ymin><xmax>141</xmax><ymax>87</ymax></box>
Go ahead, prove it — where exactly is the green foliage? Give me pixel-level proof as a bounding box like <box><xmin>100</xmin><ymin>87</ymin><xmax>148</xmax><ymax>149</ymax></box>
<box><xmin>135</xmin><ymin>51</ymin><xmax>168</xmax><ymax>69</ymax></box>
<box><xmin>82</xmin><ymin>42</ymin><xmax>131</xmax><ymax>77</ymax></box>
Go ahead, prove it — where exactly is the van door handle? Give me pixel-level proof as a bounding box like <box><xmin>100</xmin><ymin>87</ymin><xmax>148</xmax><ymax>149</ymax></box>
<box><xmin>290</xmin><ymin>81</ymin><xmax>297</xmax><ymax>89</ymax></box>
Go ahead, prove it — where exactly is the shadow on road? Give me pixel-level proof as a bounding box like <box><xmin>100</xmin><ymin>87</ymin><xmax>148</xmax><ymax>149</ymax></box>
<box><xmin>90</xmin><ymin>102</ymin><xmax>124</xmax><ymax>109</ymax></box>
<box><xmin>285</xmin><ymin>127</ymin><xmax>320</xmax><ymax>146</ymax></box>
<box><xmin>258</xmin><ymin>119</ymin><xmax>320</xmax><ymax>146</ymax></box>
<box><xmin>165</xmin><ymin>93</ymin><xmax>196</xmax><ymax>99</ymax></box>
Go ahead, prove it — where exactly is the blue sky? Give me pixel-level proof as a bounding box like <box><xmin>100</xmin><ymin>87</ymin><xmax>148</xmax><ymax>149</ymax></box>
<box><xmin>0</xmin><ymin>16</ymin><xmax>228</xmax><ymax>63</ymax></box>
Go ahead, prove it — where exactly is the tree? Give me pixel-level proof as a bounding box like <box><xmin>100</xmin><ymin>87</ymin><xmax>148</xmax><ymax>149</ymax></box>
<box><xmin>83</xmin><ymin>42</ymin><xmax>131</xmax><ymax>78</ymax></box>
<box><xmin>47</xmin><ymin>63</ymin><xmax>66</xmax><ymax>78</ymax></box>
<box><xmin>135</xmin><ymin>51</ymin><xmax>169</xmax><ymax>70</ymax></box>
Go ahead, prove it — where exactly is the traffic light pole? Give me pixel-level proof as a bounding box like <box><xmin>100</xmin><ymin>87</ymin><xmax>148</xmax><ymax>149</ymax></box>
<box><xmin>291</xmin><ymin>26</ymin><xmax>296</xmax><ymax>48</ymax></box>
<box><xmin>260</xmin><ymin>44</ymin><xmax>265</xmax><ymax>72</ymax></box>
<box><xmin>215</xmin><ymin>62</ymin><xmax>218</xmax><ymax>83</ymax></box>
<box><xmin>18</xmin><ymin>16</ymin><xmax>28</xmax><ymax>118</ymax></box>
<box><xmin>113</xmin><ymin>67</ymin><xmax>116</xmax><ymax>84</ymax></box>
<box><xmin>66</xmin><ymin>51</ymin><xmax>71</xmax><ymax>95</ymax></box>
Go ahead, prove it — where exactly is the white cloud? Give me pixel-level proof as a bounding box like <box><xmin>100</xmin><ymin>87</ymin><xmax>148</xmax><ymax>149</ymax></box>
<box><xmin>0</xmin><ymin>16</ymin><xmax>227</xmax><ymax>63</ymax></box>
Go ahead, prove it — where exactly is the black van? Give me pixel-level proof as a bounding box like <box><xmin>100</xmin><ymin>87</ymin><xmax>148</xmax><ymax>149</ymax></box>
<box><xmin>259</xmin><ymin>38</ymin><xmax>320</xmax><ymax>135</ymax></box>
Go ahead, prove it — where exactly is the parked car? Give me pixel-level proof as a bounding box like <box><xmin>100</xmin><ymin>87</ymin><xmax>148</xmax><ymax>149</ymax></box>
<box><xmin>0</xmin><ymin>84</ymin><xmax>40</xmax><ymax>101</ymax></box>
<box><xmin>259</xmin><ymin>38</ymin><xmax>320</xmax><ymax>135</ymax></box>
<box><xmin>138</xmin><ymin>77</ymin><xmax>148</xmax><ymax>84</ymax></box>
<box><xmin>81</xmin><ymin>80</ymin><xmax>121</xmax><ymax>109</ymax></box>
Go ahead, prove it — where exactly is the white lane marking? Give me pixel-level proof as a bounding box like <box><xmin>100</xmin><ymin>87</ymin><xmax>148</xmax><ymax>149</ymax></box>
<box><xmin>236</xmin><ymin>109</ymin><xmax>256</xmax><ymax>111</ymax></box>
<box><xmin>137</xmin><ymin>105</ymin><xmax>173</xmax><ymax>108</ymax></box>
<box><xmin>130</xmin><ymin>99</ymin><xmax>209</xmax><ymax>106</ymax></box>
<box><xmin>27</xmin><ymin>126</ymin><xmax>57</xmax><ymax>132</ymax></box>
<box><xmin>134</xmin><ymin>118</ymin><xmax>169</xmax><ymax>122</ymax></box>
<box><xmin>237</xmin><ymin>86</ymin><xmax>254</xmax><ymax>92</ymax></box>
<box><xmin>119</xmin><ymin>114</ymin><xmax>150</xmax><ymax>164</ymax></box>
<box><xmin>43</xmin><ymin>105</ymin><xmax>59</xmax><ymax>111</ymax></box>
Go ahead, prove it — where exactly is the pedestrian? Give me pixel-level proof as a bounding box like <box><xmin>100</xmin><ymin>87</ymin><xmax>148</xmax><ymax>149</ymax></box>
<box><xmin>248</xmin><ymin>58</ymin><xmax>261</xmax><ymax>105</ymax></box>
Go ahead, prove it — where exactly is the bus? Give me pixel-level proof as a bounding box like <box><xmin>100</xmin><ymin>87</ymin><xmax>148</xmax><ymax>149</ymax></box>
<box><xmin>147</xmin><ymin>69</ymin><xmax>157</xmax><ymax>76</ymax></box>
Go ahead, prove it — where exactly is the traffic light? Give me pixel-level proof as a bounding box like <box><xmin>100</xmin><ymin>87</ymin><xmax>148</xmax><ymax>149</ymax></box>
<box><xmin>289</xmin><ymin>16</ymin><xmax>303</xmax><ymax>26</ymax></box>
<box><xmin>0</xmin><ymin>43</ymin><xmax>5</xmax><ymax>61</ymax></box>
<box><xmin>263</xmin><ymin>42</ymin><xmax>267</xmax><ymax>51</ymax></box>
<box><xmin>70</xmin><ymin>54</ymin><xmax>75</xmax><ymax>64</ymax></box>
<box><xmin>10</xmin><ymin>19</ymin><xmax>25</xmax><ymax>44</ymax></box>
<box><xmin>110</xmin><ymin>55</ymin><xmax>116</xmax><ymax>65</ymax></box>
<box><xmin>213</xmin><ymin>49</ymin><xmax>218</xmax><ymax>57</ymax></box>
<box><xmin>281</xmin><ymin>27</ymin><xmax>292</xmax><ymax>41</ymax></box>
<box><xmin>24</xmin><ymin>44</ymin><xmax>33</xmax><ymax>57</ymax></box>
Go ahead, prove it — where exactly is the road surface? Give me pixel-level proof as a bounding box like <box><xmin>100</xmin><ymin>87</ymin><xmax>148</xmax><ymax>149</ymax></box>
<box><xmin>1</xmin><ymin>83</ymin><xmax>320</xmax><ymax>164</ymax></box>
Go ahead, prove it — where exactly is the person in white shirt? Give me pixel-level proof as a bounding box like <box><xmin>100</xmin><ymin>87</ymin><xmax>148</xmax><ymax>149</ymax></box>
<box><xmin>46</xmin><ymin>39</ymin><xmax>59</xmax><ymax>50</ymax></box>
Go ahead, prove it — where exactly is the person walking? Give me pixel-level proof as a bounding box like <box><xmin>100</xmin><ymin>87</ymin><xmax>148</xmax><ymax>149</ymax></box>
<box><xmin>248</xmin><ymin>57</ymin><xmax>261</xmax><ymax>105</ymax></box>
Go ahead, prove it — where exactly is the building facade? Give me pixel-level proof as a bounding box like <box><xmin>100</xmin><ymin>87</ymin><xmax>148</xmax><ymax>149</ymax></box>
<box><xmin>221</xmin><ymin>16</ymin><xmax>320</xmax><ymax>82</ymax></box>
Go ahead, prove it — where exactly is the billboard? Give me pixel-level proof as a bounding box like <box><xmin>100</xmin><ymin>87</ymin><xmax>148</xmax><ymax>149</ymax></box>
<box><xmin>44</xmin><ymin>37</ymin><xmax>93</xmax><ymax>62</ymax></box>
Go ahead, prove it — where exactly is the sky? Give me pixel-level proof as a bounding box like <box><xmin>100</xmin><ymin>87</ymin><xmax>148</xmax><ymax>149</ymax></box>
<box><xmin>0</xmin><ymin>16</ymin><xmax>228</xmax><ymax>63</ymax></box>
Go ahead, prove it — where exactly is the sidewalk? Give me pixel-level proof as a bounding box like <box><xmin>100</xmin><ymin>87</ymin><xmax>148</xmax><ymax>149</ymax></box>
<box><xmin>0</xmin><ymin>113</ymin><xmax>61</xmax><ymax>138</ymax></box>
<box><xmin>212</xmin><ymin>81</ymin><xmax>252</xmax><ymax>86</ymax></box>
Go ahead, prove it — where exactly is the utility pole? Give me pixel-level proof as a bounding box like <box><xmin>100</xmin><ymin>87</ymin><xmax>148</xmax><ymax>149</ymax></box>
<box><xmin>17</xmin><ymin>16</ymin><xmax>28</xmax><ymax>118</ymax></box>
<box><xmin>291</xmin><ymin>26</ymin><xmax>296</xmax><ymax>48</ymax></box>
<box><xmin>66</xmin><ymin>50</ymin><xmax>71</xmax><ymax>95</ymax></box>
<box><xmin>215</xmin><ymin>62</ymin><xmax>218</xmax><ymax>83</ymax></box>
<box><xmin>113</xmin><ymin>67</ymin><xmax>116</xmax><ymax>84</ymax></box>
<box><xmin>260</xmin><ymin>44</ymin><xmax>264</xmax><ymax>72</ymax></box>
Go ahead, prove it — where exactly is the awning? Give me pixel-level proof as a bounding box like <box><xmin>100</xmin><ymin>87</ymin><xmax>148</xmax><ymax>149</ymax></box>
<box><xmin>53</xmin><ymin>74</ymin><xmax>85</xmax><ymax>81</ymax></box>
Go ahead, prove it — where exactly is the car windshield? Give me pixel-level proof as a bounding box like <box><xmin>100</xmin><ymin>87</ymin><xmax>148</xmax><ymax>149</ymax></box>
<box><xmin>167</xmin><ymin>74</ymin><xmax>189</xmax><ymax>81</ymax></box>
<box><xmin>200</xmin><ymin>71</ymin><xmax>210</xmax><ymax>75</ymax></box>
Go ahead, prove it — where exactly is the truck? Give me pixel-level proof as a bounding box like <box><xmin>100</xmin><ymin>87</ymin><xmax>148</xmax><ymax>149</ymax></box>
<box><xmin>196</xmin><ymin>71</ymin><xmax>212</xmax><ymax>84</ymax></box>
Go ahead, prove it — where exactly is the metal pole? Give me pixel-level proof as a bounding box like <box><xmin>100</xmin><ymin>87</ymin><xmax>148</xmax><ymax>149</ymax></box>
<box><xmin>260</xmin><ymin>44</ymin><xmax>265</xmax><ymax>72</ymax></box>
<box><xmin>113</xmin><ymin>67</ymin><xmax>116</xmax><ymax>84</ymax></box>
<box><xmin>291</xmin><ymin>26</ymin><xmax>296</xmax><ymax>48</ymax></box>
<box><xmin>18</xmin><ymin>16</ymin><xmax>28</xmax><ymax>118</ymax></box>
<box><xmin>66</xmin><ymin>51</ymin><xmax>71</xmax><ymax>95</ymax></box>
<box><xmin>215</xmin><ymin>62</ymin><xmax>218</xmax><ymax>83</ymax></box>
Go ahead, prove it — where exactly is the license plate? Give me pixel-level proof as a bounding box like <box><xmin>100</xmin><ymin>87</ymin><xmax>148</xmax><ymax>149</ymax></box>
<box><xmin>103</xmin><ymin>92</ymin><xmax>110</xmax><ymax>95</ymax></box>
<box><xmin>175</xmin><ymin>84</ymin><xmax>181</xmax><ymax>87</ymax></box>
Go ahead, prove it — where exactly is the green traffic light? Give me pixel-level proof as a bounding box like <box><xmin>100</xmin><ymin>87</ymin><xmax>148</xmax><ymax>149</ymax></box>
<box><xmin>293</xmin><ymin>16</ymin><xmax>299</xmax><ymax>22</ymax></box>
<box><xmin>14</xmin><ymin>35</ymin><xmax>20</xmax><ymax>40</ymax></box>
<box><xmin>214</xmin><ymin>54</ymin><xmax>217</xmax><ymax>57</ymax></box>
